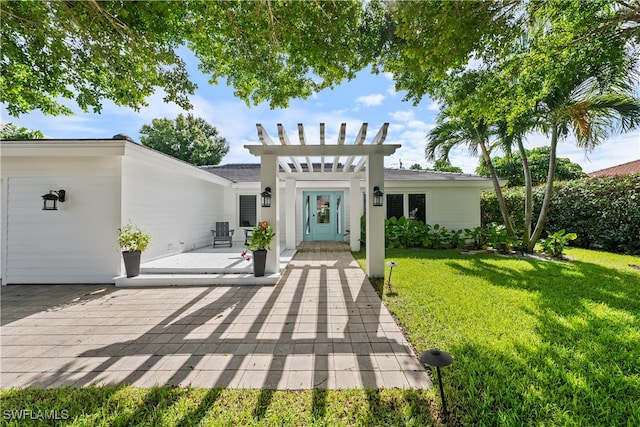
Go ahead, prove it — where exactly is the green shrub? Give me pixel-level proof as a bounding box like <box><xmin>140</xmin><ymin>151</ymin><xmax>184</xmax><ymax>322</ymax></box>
<box><xmin>463</xmin><ymin>226</ymin><xmax>487</xmax><ymax>249</ymax></box>
<box><xmin>540</xmin><ymin>229</ymin><xmax>577</xmax><ymax>258</ymax></box>
<box><xmin>481</xmin><ymin>174</ymin><xmax>640</xmax><ymax>254</ymax></box>
<box><xmin>485</xmin><ymin>222</ymin><xmax>520</xmax><ymax>254</ymax></box>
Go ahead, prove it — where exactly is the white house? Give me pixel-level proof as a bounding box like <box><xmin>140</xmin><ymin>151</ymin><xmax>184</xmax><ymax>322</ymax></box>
<box><xmin>1</xmin><ymin>123</ymin><xmax>497</xmax><ymax>285</ymax></box>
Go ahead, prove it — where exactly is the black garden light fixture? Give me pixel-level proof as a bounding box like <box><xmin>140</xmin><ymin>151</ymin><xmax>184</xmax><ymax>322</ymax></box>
<box><xmin>420</xmin><ymin>348</ymin><xmax>453</xmax><ymax>423</ymax></box>
<box><xmin>261</xmin><ymin>187</ymin><xmax>272</xmax><ymax>208</ymax></box>
<box><xmin>41</xmin><ymin>190</ymin><xmax>66</xmax><ymax>211</ymax></box>
<box><xmin>372</xmin><ymin>186</ymin><xmax>384</xmax><ymax>207</ymax></box>
<box><xmin>386</xmin><ymin>261</ymin><xmax>398</xmax><ymax>288</ymax></box>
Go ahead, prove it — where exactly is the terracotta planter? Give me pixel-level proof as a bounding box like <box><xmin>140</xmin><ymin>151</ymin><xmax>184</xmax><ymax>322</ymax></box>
<box><xmin>122</xmin><ymin>251</ymin><xmax>141</xmax><ymax>277</ymax></box>
<box><xmin>252</xmin><ymin>249</ymin><xmax>267</xmax><ymax>277</ymax></box>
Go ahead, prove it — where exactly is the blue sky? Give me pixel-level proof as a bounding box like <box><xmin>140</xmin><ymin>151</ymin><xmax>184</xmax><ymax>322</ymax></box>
<box><xmin>2</xmin><ymin>49</ymin><xmax>638</xmax><ymax>174</ymax></box>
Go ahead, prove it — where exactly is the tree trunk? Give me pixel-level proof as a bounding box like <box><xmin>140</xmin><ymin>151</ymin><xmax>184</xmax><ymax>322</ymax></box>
<box><xmin>528</xmin><ymin>124</ymin><xmax>559</xmax><ymax>252</ymax></box>
<box><xmin>479</xmin><ymin>140</ymin><xmax>515</xmax><ymax>235</ymax></box>
<box><xmin>518</xmin><ymin>136</ymin><xmax>533</xmax><ymax>252</ymax></box>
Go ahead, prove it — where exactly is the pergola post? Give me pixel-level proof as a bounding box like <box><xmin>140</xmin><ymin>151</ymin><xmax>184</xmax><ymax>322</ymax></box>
<box><xmin>285</xmin><ymin>177</ymin><xmax>296</xmax><ymax>250</ymax></box>
<box><xmin>366</xmin><ymin>153</ymin><xmax>385</xmax><ymax>278</ymax></box>
<box><xmin>260</xmin><ymin>154</ymin><xmax>279</xmax><ymax>275</ymax></box>
<box><xmin>350</xmin><ymin>177</ymin><xmax>361</xmax><ymax>252</ymax></box>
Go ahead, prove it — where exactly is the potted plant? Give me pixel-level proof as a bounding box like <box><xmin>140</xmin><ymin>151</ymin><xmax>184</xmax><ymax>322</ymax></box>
<box><xmin>118</xmin><ymin>223</ymin><xmax>151</xmax><ymax>277</ymax></box>
<box><xmin>243</xmin><ymin>220</ymin><xmax>275</xmax><ymax>277</ymax></box>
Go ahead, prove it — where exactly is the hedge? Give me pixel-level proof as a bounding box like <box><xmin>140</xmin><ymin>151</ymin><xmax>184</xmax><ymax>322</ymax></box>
<box><xmin>481</xmin><ymin>174</ymin><xmax>640</xmax><ymax>254</ymax></box>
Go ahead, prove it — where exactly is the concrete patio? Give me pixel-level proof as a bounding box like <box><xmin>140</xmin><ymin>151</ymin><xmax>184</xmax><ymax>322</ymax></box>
<box><xmin>114</xmin><ymin>245</ymin><xmax>297</xmax><ymax>287</ymax></box>
<box><xmin>1</xmin><ymin>245</ymin><xmax>432</xmax><ymax>390</ymax></box>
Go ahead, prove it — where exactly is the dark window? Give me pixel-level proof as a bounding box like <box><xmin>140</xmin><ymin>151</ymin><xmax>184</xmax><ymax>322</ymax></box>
<box><xmin>239</xmin><ymin>195</ymin><xmax>256</xmax><ymax>227</ymax></box>
<box><xmin>386</xmin><ymin>194</ymin><xmax>404</xmax><ymax>219</ymax></box>
<box><xmin>408</xmin><ymin>194</ymin><xmax>426</xmax><ymax>223</ymax></box>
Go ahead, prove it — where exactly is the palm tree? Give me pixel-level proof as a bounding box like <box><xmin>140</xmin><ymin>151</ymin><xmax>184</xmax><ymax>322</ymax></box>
<box><xmin>528</xmin><ymin>77</ymin><xmax>640</xmax><ymax>252</ymax></box>
<box><xmin>490</xmin><ymin>118</ymin><xmax>536</xmax><ymax>250</ymax></box>
<box><xmin>426</xmin><ymin>111</ymin><xmax>515</xmax><ymax>235</ymax></box>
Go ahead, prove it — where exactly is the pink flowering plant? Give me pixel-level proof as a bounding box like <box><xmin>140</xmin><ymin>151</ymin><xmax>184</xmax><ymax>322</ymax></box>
<box><xmin>248</xmin><ymin>220</ymin><xmax>276</xmax><ymax>251</ymax></box>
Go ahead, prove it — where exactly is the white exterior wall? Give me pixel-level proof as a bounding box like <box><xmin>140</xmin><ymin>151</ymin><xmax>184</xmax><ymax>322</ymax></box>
<box><xmin>385</xmin><ymin>182</ymin><xmax>486</xmax><ymax>230</ymax></box>
<box><xmin>223</xmin><ymin>182</ymin><xmax>260</xmax><ymax>247</ymax></box>
<box><xmin>427</xmin><ymin>187</ymin><xmax>483</xmax><ymax>230</ymax></box>
<box><xmin>1</xmin><ymin>157</ymin><xmax>121</xmax><ymax>284</ymax></box>
<box><xmin>121</xmin><ymin>148</ymin><xmax>229</xmax><ymax>263</ymax></box>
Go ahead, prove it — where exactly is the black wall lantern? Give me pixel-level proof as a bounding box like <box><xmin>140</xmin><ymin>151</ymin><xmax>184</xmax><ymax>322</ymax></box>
<box><xmin>261</xmin><ymin>187</ymin><xmax>272</xmax><ymax>208</ymax></box>
<box><xmin>372</xmin><ymin>186</ymin><xmax>384</xmax><ymax>207</ymax></box>
<box><xmin>42</xmin><ymin>190</ymin><xmax>66</xmax><ymax>211</ymax></box>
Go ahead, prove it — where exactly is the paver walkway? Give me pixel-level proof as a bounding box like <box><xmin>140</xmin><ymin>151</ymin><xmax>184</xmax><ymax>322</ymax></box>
<box><xmin>1</xmin><ymin>248</ymin><xmax>431</xmax><ymax>389</ymax></box>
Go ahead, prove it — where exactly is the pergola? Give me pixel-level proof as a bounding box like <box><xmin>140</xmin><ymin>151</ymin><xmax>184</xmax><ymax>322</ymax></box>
<box><xmin>244</xmin><ymin>122</ymin><xmax>400</xmax><ymax>278</ymax></box>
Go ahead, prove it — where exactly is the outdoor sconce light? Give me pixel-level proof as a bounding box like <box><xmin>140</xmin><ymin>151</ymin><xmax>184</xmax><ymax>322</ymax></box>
<box><xmin>372</xmin><ymin>186</ymin><xmax>384</xmax><ymax>207</ymax></box>
<box><xmin>420</xmin><ymin>348</ymin><xmax>453</xmax><ymax>423</ymax></box>
<box><xmin>261</xmin><ymin>187</ymin><xmax>272</xmax><ymax>208</ymax></box>
<box><xmin>41</xmin><ymin>190</ymin><xmax>66</xmax><ymax>211</ymax></box>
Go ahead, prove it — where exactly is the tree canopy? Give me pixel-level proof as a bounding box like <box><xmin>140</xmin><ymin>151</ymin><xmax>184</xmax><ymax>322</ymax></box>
<box><xmin>1</xmin><ymin>1</ymin><xmax>195</xmax><ymax>116</ymax></box>
<box><xmin>139</xmin><ymin>114</ymin><xmax>229</xmax><ymax>166</ymax></box>
<box><xmin>2</xmin><ymin>0</ymin><xmax>639</xmax><ymax>119</ymax></box>
<box><xmin>1</xmin><ymin>0</ymin><xmax>381</xmax><ymax>116</ymax></box>
<box><xmin>0</xmin><ymin>122</ymin><xmax>44</xmax><ymax>139</ymax></box>
<box><xmin>476</xmin><ymin>147</ymin><xmax>586</xmax><ymax>187</ymax></box>
<box><xmin>426</xmin><ymin>159</ymin><xmax>463</xmax><ymax>174</ymax></box>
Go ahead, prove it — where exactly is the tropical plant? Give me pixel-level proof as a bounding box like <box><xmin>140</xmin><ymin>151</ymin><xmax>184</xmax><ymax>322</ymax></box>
<box><xmin>117</xmin><ymin>223</ymin><xmax>151</xmax><ymax>253</ymax></box>
<box><xmin>448</xmin><ymin>229</ymin><xmax>465</xmax><ymax>249</ymax></box>
<box><xmin>525</xmin><ymin>79</ymin><xmax>640</xmax><ymax>252</ymax></box>
<box><xmin>486</xmin><ymin>223</ymin><xmax>519</xmax><ymax>254</ymax></box>
<box><xmin>247</xmin><ymin>220</ymin><xmax>275</xmax><ymax>252</ymax></box>
<box><xmin>463</xmin><ymin>226</ymin><xmax>487</xmax><ymax>250</ymax></box>
<box><xmin>427</xmin><ymin>110</ymin><xmax>515</xmax><ymax>236</ymax></box>
<box><xmin>539</xmin><ymin>229</ymin><xmax>577</xmax><ymax>258</ymax></box>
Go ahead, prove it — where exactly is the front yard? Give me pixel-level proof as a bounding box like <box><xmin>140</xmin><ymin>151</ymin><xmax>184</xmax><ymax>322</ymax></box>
<box><xmin>355</xmin><ymin>247</ymin><xmax>640</xmax><ymax>425</ymax></box>
<box><xmin>1</xmin><ymin>248</ymin><xmax>638</xmax><ymax>425</ymax></box>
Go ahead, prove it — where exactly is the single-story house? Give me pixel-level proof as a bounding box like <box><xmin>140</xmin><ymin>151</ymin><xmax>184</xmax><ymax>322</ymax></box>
<box><xmin>1</xmin><ymin>123</ymin><xmax>497</xmax><ymax>285</ymax></box>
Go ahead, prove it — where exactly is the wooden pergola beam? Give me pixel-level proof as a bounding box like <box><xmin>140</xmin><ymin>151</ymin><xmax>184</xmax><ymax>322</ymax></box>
<box><xmin>277</xmin><ymin>123</ymin><xmax>303</xmax><ymax>173</ymax></box>
<box><xmin>256</xmin><ymin>124</ymin><xmax>292</xmax><ymax>173</ymax></box>
<box><xmin>332</xmin><ymin>123</ymin><xmax>346</xmax><ymax>172</ymax></box>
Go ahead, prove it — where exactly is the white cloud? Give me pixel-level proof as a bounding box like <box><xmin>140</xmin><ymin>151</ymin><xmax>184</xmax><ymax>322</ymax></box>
<box><xmin>382</xmin><ymin>72</ymin><xmax>394</xmax><ymax>81</ymax></box>
<box><xmin>407</xmin><ymin>120</ymin><xmax>433</xmax><ymax>131</ymax></box>
<box><xmin>427</xmin><ymin>101</ymin><xmax>440</xmax><ymax>111</ymax></box>
<box><xmin>389</xmin><ymin>110</ymin><xmax>414</xmax><ymax>121</ymax></box>
<box><xmin>355</xmin><ymin>93</ymin><xmax>385</xmax><ymax>107</ymax></box>
<box><xmin>386</xmin><ymin>85</ymin><xmax>397</xmax><ymax>97</ymax></box>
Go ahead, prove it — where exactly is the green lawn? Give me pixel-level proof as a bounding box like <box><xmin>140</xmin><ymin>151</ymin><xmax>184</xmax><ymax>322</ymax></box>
<box><xmin>1</xmin><ymin>248</ymin><xmax>638</xmax><ymax>426</ymax></box>
<box><xmin>355</xmin><ymin>247</ymin><xmax>640</xmax><ymax>426</ymax></box>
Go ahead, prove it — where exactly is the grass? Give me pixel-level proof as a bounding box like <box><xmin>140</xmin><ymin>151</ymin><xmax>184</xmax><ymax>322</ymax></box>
<box><xmin>0</xmin><ymin>387</ymin><xmax>438</xmax><ymax>426</ymax></box>
<box><xmin>1</xmin><ymin>248</ymin><xmax>638</xmax><ymax>425</ymax></box>
<box><xmin>355</xmin><ymin>247</ymin><xmax>640</xmax><ymax>426</ymax></box>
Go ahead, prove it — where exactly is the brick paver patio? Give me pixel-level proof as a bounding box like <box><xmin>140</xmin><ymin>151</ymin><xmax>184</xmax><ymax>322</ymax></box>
<box><xmin>1</xmin><ymin>247</ymin><xmax>431</xmax><ymax>390</ymax></box>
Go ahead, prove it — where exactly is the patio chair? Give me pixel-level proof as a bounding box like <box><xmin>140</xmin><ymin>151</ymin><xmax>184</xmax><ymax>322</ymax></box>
<box><xmin>211</xmin><ymin>222</ymin><xmax>234</xmax><ymax>247</ymax></box>
<box><xmin>244</xmin><ymin>229</ymin><xmax>253</xmax><ymax>246</ymax></box>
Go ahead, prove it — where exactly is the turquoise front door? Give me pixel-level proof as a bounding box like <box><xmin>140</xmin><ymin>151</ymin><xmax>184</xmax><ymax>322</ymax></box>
<box><xmin>303</xmin><ymin>191</ymin><xmax>344</xmax><ymax>241</ymax></box>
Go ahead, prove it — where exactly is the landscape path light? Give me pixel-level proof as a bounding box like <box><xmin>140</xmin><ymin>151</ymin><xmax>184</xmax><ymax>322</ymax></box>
<box><xmin>386</xmin><ymin>261</ymin><xmax>397</xmax><ymax>289</ymax></box>
<box><xmin>420</xmin><ymin>348</ymin><xmax>453</xmax><ymax>423</ymax></box>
